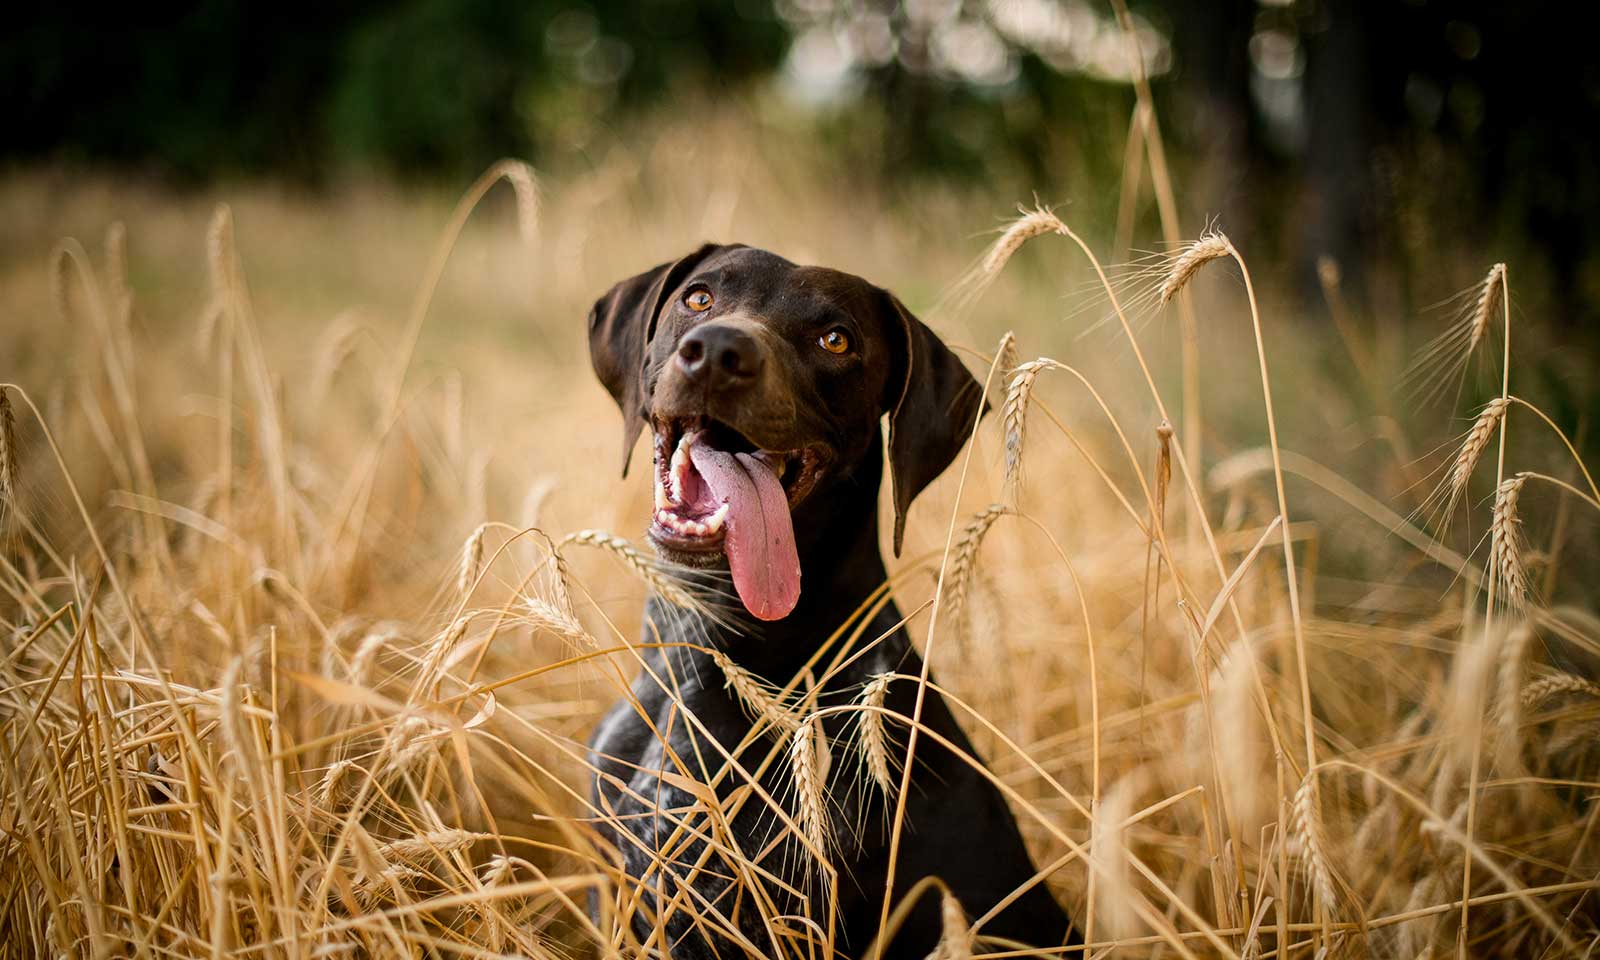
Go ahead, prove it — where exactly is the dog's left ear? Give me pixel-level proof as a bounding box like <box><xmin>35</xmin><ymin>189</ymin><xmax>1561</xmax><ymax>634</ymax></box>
<box><xmin>881</xmin><ymin>291</ymin><xmax>989</xmax><ymax>556</ymax></box>
<box><xmin>587</xmin><ymin>243</ymin><xmax>726</xmax><ymax>476</ymax></box>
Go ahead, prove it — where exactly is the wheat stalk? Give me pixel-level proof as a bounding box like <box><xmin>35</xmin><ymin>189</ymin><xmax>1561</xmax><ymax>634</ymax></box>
<box><xmin>708</xmin><ymin>648</ymin><xmax>798</xmax><ymax>734</ymax></box>
<box><xmin>1490</xmin><ymin>473</ymin><xmax>1531</xmax><ymax>609</ymax></box>
<box><xmin>1159</xmin><ymin>232</ymin><xmax>1229</xmax><ymax>305</ymax></box>
<box><xmin>982</xmin><ymin>206</ymin><xmax>1066</xmax><ymax>277</ymax></box>
<box><xmin>560</xmin><ymin>529</ymin><xmax>702</xmax><ymax>612</ymax></box>
<box><xmin>857</xmin><ymin>673</ymin><xmax>896</xmax><ymax>795</ymax></box>
<box><xmin>791</xmin><ymin>715</ymin><xmax>831</xmax><ymax>862</ymax></box>
<box><xmin>944</xmin><ymin>504</ymin><xmax>1007</xmax><ymax>628</ymax></box>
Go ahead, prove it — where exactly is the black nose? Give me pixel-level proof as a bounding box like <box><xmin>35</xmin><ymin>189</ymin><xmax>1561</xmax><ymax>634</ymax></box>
<box><xmin>676</xmin><ymin>323</ymin><xmax>763</xmax><ymax>390</ymax></box>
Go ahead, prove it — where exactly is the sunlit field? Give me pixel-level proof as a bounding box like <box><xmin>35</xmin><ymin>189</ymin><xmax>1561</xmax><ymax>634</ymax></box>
<box><xmin>2</xmin><ymin>106</ymin><xmax>1597</xmax><ymax>958</ymax></box>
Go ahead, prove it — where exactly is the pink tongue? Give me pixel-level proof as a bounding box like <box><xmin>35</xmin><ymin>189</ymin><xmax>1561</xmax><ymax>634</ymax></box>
<box><xmin>688</xmin><ymin>444</ymin><xmax>801</xmax><ymax>620</ymax></box>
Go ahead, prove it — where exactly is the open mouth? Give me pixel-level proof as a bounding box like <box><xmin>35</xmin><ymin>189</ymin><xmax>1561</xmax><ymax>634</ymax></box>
<box><xmin>648</xmin><ymin>416</ymin><xmax>824</xmax><ymax>620</ymax></box>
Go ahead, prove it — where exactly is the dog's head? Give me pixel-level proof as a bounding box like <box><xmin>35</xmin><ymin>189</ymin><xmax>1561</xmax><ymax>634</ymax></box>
<box><xmin>587</xmin><ymin>243</ymin><xmax>985</xmax><ymax>621</ymax></box>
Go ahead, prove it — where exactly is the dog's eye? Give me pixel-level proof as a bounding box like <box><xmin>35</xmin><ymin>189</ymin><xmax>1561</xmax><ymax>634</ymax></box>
<box><xmin>684</xmin><ymin>288</ymin><xmax>713</xmax><ymax>312</ymax></box>
<box><xmin>818</xmin><ymin>329</ymin><xmax>851</xmax><ymax>354</ymax></box>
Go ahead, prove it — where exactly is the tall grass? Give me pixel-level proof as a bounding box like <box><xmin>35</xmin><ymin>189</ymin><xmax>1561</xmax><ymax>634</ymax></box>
<box><xmin>1</xmin><ymin>118</ymin><xmax>1598</xmax><ymax>957</ymax></box>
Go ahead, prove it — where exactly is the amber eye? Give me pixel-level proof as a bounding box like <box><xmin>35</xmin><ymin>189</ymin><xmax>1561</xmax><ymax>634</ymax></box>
<box><xmin>684</xmin><ymin>288</ymin><xmax>713</xmax><ymax>312</ymax></box>
<box><xmin>819</xmin><ymin>329</ymin><xmax>851</xmax><ymax>354</ymax></box>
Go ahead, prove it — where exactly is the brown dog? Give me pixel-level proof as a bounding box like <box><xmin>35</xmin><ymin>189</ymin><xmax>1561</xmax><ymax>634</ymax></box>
<box><xmin>585</xmin><ymin>244</ymin><xmax>1077</xmax><ymax>957</ymax></box>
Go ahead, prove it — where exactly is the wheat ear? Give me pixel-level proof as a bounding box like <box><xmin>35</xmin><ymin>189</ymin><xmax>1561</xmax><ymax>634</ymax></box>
<box><xmin>0</xmin><ymin>387</ymin><xmax>17</xmax><ymax>515</ymax></box>
<box><xmin>1489</xmin><ymin>473</ymin><xmax>1531</xmax><ymax>609</ymax></box>
<box><xmin>373</xmin><ymin>829</ymin><xmax>479</xmax><ymax>863</ymax></box>
<box><xmin>206</xmin><ymin>204</ymin><xmax>235</xmax><ymax>300</ymax></box>
<box><xmin>791</xmin><ymin>715</ymin><xmax>831</xmax><ymax>862</ymax></box>
<box><xmin>1291</xmin><ymin>773</ymin><xmax>1339</xmax><ymax>916</ymax></box>
<box><xmin>1445</xmin><ymin>399</ymin><xmax>1509</xmax><ymax>515</ymax></box>
<box><xmin>857</xmin><ymin>673</ymin><xmax>897</xmax><ymax>795</ymax></box>
<box><xmin>944</xmin><ymin>504</ymin><xmax>1007</xmax><ymax>627</ymax></box>
<box><xmin>523</xmin><ymin>598</ymin><xmax>591</xmax><ymax>645</ymax></box>
<box><xmin>1467</xmin><ymin>263</ymin><xmax>1507</xmax><ymax>359</ymax></box>
<box><xmin>560</xmin><ymin>529</ymin><xmax>702</xmax><ymax>612</ymax></box>
<box><xmin>930</xmin><ymin>891</ymin><xmax>973</xmax><ymax>960</ymax></box>
<box><xmin>982</xmin><ymin>206</ymin><xmax>1066</xmax><ymax>277</ymax></box>
<box><xmin>458</xmin><ymin>522</ymin><xmax>491</xmax><ymax>595</ymax></box>
<box><xmin>995</xmin><ymin>330</ymin><xmax>1018</xmax><ymax>381</ymax></box>
<box><xmin>1003</xmin><ymin>360</ymin><xmax>1053</xmax><ymax>495</ymax></box>
<box><xmin>1159</xmin><ymin>232</ymin><xmax>1229</xmax><ymax>304</ymax></box>
<box><xmin>1521</xmin><ymin>674</ymin><xmax>1600</xmax><ymax>708</ymax></box>
<box><xmin>708</xmin><ymin>648</ymin><xmax>797</xmax><ymax>734</ymax></box>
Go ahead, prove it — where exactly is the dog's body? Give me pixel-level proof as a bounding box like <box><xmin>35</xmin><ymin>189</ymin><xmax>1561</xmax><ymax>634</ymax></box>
<box><xmin>584</xmin><ymin>245</ymin><xmax>1077</xmax><ymax>957</ymax></box>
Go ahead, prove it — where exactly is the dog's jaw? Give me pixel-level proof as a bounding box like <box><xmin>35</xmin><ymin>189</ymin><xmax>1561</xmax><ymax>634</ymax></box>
<box><xmin>645</xmin><ymin>416</ymin><xmax>830</xmax><ymax>619</ymax></box>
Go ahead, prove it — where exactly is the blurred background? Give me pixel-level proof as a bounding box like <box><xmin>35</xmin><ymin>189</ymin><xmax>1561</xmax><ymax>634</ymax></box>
<box><xmin>3</xmin><ymin>0</ymin><xmax>1599</xmax><ymax>553</ymax></box>
<box><xmin>7</xmin><ymin>0</ymin><xmax>1597</xmax><ymax>314</ymax></box>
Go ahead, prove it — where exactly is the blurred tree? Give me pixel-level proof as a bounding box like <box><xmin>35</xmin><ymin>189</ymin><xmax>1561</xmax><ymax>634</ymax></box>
<box><xmin>4</xmin><ymin>0</ymin><xmax>1596</xmax><ymax>320</ymax></box>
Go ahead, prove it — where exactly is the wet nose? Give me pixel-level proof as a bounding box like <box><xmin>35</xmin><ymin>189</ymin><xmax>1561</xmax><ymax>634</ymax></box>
<box><xmin>676</xmin><ymin>323</ymin><xmax>763</xmax><ymax>390</ymax></box>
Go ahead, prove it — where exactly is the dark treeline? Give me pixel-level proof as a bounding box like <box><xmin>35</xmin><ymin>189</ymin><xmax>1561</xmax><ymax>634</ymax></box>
<box><xmin>5</xmin><ymin>1</ymin><xmax>1597</xmax><ymax>320</ymax></box>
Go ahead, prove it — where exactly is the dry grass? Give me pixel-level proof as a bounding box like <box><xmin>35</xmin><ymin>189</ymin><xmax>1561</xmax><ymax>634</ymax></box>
<box><xmin>1</xmin><ymin>108</ymin><xmax>1598</xmax><ymax>959</ymax></box>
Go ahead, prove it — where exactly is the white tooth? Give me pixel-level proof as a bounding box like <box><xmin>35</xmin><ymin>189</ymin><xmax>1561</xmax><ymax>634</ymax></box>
<box><xmin>655</xmin><ymin>479</ymin><xmax>669</xmax><ymax>510</ymax></box>
<box><xmin>685</xmin><ymin>521</ymin><xmax>706</xmax><ymax>536</ymax></box>
<box><xmin>705</xmin><ymin>503</ymin><xmax>729</xmax><ymax>532</ymax></box>
<box><xmin>669</xmin><ymin>442</ymin><xmax>689</xmax><ymax>503</ymax></box>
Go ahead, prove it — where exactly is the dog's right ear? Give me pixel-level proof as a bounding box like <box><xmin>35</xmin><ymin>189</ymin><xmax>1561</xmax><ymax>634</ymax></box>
<box><xmin>587</xmin><ymin>243</ymin><xmax>724</xmax><ymax>476</ymax></box>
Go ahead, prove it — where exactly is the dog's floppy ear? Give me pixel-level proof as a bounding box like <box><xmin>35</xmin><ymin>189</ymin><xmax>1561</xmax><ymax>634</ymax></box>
<box><xmin>881</xmin><ymin>291</ymin><xmax>988</xmax><ymax>556</ymax></box>
<box><xmin>587</xmin><ymin>243</ymin><xmax>724</xmax><ymax>475</ymax></box>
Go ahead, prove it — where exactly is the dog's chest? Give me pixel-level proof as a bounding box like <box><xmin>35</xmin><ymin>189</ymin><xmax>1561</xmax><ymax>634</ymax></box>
<box><xmin>586</xmin><ymin>659</ymin><xmax>865</xmax><ymax>870</ymax></box>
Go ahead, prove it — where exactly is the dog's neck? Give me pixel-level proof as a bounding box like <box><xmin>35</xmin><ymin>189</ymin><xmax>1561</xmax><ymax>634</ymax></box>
<box><xmin>670</xmin><ymin>444</ymin><xmax>898</xmax><ymax>681</ymax></box>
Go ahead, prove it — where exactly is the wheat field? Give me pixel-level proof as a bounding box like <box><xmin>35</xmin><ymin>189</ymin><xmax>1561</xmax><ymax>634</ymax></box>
<box><xmin>1</xmin><ymin>109</ymin><xmax>1598</xmax><ymax>959</ymax></box>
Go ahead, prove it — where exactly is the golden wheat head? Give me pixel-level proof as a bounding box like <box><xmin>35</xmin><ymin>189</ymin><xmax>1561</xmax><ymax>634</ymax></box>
<box><xmin>1159</xmin><ymin>232</ymin><xmax>1229</xmax><ymax>305</ymax></box>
